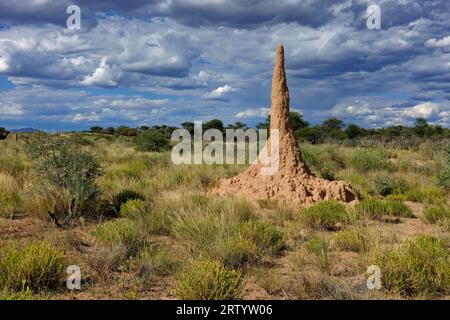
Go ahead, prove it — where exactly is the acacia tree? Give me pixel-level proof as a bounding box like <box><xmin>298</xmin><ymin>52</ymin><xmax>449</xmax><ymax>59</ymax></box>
<box><xmin>25</xmin><ymin>132</ymin><xmax>101</xmax><ymax>226</ymax></box>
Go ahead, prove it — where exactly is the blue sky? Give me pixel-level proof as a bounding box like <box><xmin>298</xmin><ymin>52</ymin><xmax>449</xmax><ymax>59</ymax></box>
<box><xmin>0</xmin><ymin>0</ymin><xmax>449</xmax><ymax>130</ymax></box>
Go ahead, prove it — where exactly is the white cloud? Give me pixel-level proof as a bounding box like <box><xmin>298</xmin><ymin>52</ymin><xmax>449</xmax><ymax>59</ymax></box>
<box><xmin>204</xmin><ymin>85</ymin><xmax>237</xmax><ymax>99</ymax></box>
<box><xmin>402</xmin><ymin>102</ymin><xmax>440</xmax><ymax>118</ymax></box>
<box><xmin>81</xmin><ymin>58</ymin><xmax>120</xmax><ymax>87</ymax></box>
<box><xmin>236</xmin><ymin>108</ymin><xmax>270</xmax><ymax>118</ymax></box>
<box><xmin>425</xmin><ymin>36</ymin><xmax>450</xmax><ymax>48</ymax></box>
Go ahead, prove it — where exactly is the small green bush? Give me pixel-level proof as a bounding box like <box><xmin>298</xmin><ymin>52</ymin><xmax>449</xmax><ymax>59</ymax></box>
<box><xmin>422</xmin><ymin>205</ymin><xmax>450</xmax><ymax>225</ymax></box>
<box><xmin>0</xmin><ymin>241</ymin><xmax>66</xmax><ymax>291</ymax></box>
<box><xmin>120</xmin><ymin>199</ymin><xmax>147</xmax><ymax>218</ymax></box>
<box><xmin>236</xmin><ymin>220</ymin><xmax>285</xmax><ymax>255</ymax></box>
<box><xmin>299</xmin><ymin>200</ymin><xmax>348</xmax><ymax>230</ymax></box>
<box><xmin>376</xmin><ymin>236</ymin><xmax>450</xmax><ymax>297</ymax></box>
<box><xmin>333</xmin><ymin>229</ymin><xmax>370</xmax><ymax>252</ymax></box>
<box><xmin>218</xmin><ymin>238</ymin><xmax>258</xmax><ymax>268</ymax></box>
<box><xmin>348</xmin><ymin>148</ymin><xmax>389</xmax><ymax>173</ymax></box>
<box><xmin>175</xmin><ymin>260</ymin><xmax>244</xmax><ymax>300</ymax></box>
<box><xmin>94</xmin><ymin>219</ymin><xmax>145</xmax><ymax>256</ymax></box>
<box><xmin>355</xmin><ymin>198</ymin><xmax>413</xmax><ymax>220</ymax></box>
<box><xmin>112</xmin><ymin>189</ymin><xmax>145</xmax><ymax>213</ymax></box>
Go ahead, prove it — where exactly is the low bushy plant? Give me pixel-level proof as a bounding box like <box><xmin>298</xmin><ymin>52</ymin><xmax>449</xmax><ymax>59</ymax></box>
<box><xmin>355</xmin><ymin>198</ymin><xmax>413</xmax><ymax>220</ymax></box>
<box><xmin>0</xmin><ymin>241</ymin><xmax>66</xmax><ymax>291</ymax></box>
<box><xmin>299</xmin><ymin>200</ymin><xmax>349</xmax><ymax>230</ymax></box>
<box><xmin>376</xmin><ymin>236</ymin><xmax>450</xmax><ymax>297</ymax></box>
<box><xmin>175</xmin><ymin>260</ymin><xmax>244</xmax><ymax>300</ymax></box>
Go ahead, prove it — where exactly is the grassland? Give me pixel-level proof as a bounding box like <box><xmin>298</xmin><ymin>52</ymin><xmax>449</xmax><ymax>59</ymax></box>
<box><xmin>0</xmin><ymin>133</ymin><xmax>449</xmax><ymax>300</ymax></box>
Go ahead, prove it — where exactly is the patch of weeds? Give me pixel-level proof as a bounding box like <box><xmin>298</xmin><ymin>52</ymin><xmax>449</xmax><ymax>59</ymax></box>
<box><xmin>376</xmin><ymin>236</ymin><xmax>450</xmax><ymax>297</ymax></box>
<box><xmin>175</xmin><ymin>260</ymin><xmax>244</xmax><ymax>300</ymax></box>
<box><xmin>299</xmin><ymin>200</ymin><xmax>349</xmax><ymax>230</ymax></box>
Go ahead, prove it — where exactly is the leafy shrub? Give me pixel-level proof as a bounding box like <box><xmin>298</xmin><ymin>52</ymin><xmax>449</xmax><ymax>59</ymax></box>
<box><xmin>422</xmin><ymin>205</ymin><xmax>450</xmax><ymax>225</ymax></box>
<box><xmin>0</xmin><ymin>241</ymin><xmax>66</xmax><ymax>291</ymax></box>
<box><xmin>436</xmin><ymin>147</ymin><xmax>450</xmax><ymax>190</ymax></box>
<box><xmin>355</xmin><ymin>198</ymin><xmax>413</xmax><ymax>220</ymax></box>
<box><xmin>333</xmin><ymin>229</ymin><xmax>370</xmax><ymax>252</ymax></box>
<box><xmin>175</xmin><ymin>260</ymin><xmax>244</xmax><ymax>300</ymax></box>
<box><xmin>133</xmin><ymin>129</ymin><xmax>170</xmax><ymax>152</ymax></box>
<box><xmin>219</xmin><ymin>238</ymin><xmax>258</xmax><ymax>268</ymax></box>
<box><xmin>305</xmin><ymin>236</ymin><xmax>331</xmax><ymax>272</ymax></box>
<box><xmin>120</xmin><ymin>199</ymin><xmax>147</xmax><ymax>218</ymax></box>
<box><xmin>371</xmin><ymin>173</ymin><xmax>409</xmax><ymax>196</ymax></box>
<box><xmin>299</xmin><ymin>200</ymin><xmax>348</xmax><ymax>230</ymax></box>
<box><xmin>236</xmin><ymin>220</ymin><xmax>285</xmax><ymax>255</ymax></box>
<box><xmin>94</xmin><ymin>219</ymin><xmax>145</xmax><ymax>256</ymax></box>
<box><xmin>376</xmin><ymin>236</ymin><xmax>450</xmax><ymax>297</ymax></box>
<box><xmin>112</xmin><ymin>189</ymin><xmax>145</xmax><ymax>213</ymax></box>
<box><xmin>25</xmin><ymin>132</ymin><xmax>101</xmax><ymax>223</ymax></box>
<box><xmin>404</xmin><ymin>186</ymin><xmax>446</xmax><ymax>205</ymax></box>
<box><xmin>348</xmin><ymin>148</ymin><xmax>389</xmax><ymax>173</ymax></box>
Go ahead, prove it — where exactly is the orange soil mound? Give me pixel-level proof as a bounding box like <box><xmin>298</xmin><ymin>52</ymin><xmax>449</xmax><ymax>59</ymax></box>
<box><xmin>211</xmin><ymin>45</ymin><xmax>356</xmax><ymax>207</ymax></box>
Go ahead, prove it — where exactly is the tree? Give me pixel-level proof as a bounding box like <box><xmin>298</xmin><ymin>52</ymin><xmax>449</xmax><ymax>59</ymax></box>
<box><xmin>181</xmin><ymin>122</ymin><xmax>195</xmax><ymax>135</ymax></box>
<box><xmin>290</xmin><ymin>111</ymin><xmax>309</xmax><ymax>131</ymax></box>
<box><xmin>204</xmin><ymin>119</ymin><xmax>224</xmax><ymax>132</ymax></box>
<box><xmin>226</xmin><ymin>122</ymin><xmax>248</xmax><ymax>130</ymax></box>
<box><xmin>297</xmin><ymin>126</ymin><xmax>323</xmax><ymax>144</ymax></box>
<box><xmin>90</xmin><ymin>126</ymin><xmax>103</xmax><ymax>133</ymax></box>
<box><xmin>133</xmin><ymin>129</ymin><xmax>170</xmax><ymax>152</ymax></box>
<box><xmin>25</xmin><ymin>132</ymin><xmax>101</xmax><ymax>226</ymax></box>
<box><xmin>414</xmin><ymin>118</ymin><xmax>428</xmax><ymax>137</ymax></box>
<box><xmin>0</xmin><ymin>127</ymin><xmax>9</xmax><ymax>140</ymax></box>
<box><xmin>103</xmin><ymin>127</ymin><xmax>115</xmax><ymax>135</ymax></box>
<box><xmin>322</xmin><ymin>118</ymin><xmax>345</xmax><ymax>131</ymax></box>
<box><xmin>115</xmin><ymin>126</ymin><xmax>138</xmax><ymax>136</ymax></box>
<box><xmin>345</xmin><ymin>124</ymin><xmax>365</xmax><ymax>139</ymax></box>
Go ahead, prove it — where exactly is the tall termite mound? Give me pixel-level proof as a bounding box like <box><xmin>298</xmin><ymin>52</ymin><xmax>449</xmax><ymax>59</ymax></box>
<box><xmin>211</xmin><ymin>45</ymin><xmax>356</xmax><ymax>207</ymax></box>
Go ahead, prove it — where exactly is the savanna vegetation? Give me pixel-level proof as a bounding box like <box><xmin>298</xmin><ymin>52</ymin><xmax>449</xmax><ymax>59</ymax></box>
<box><xmin>0</xmin><ymin>120</ymin><xmax>448</xmax><ymax>300</ymax></box>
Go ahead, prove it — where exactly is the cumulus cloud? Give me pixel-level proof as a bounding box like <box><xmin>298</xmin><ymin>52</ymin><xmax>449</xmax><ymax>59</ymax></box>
<box><xmin>204</xmin><ymin>85</ymin><xmax>237</xmax><ymax>100</ymax></box>
<box><xmin>0</xmin><ymin>0</ymin><xmax>449</xmax><ymax>129</ymax></box>
<box><xmin>236</xmin><ymin>108</ymin><xmax>270</xmax><ymax>118</ymax></box>
<box><xmin>425</xmin><ymin>36</ymin><xmax>450</xmax><ymax>48</ymax></box>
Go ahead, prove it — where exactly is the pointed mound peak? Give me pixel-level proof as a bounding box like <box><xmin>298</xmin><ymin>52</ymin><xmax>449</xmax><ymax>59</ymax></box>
<box><xmin>270</xmin><ymin>44</ymin><xmax>290</xmax><ymax>133</ymax></box>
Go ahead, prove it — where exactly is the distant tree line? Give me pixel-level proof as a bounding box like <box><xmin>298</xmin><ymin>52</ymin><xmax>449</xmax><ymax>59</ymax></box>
<box><xmin>90</xmin><ymin>112</ymin><xmax>448</xmax><ymax>143</ymax></box>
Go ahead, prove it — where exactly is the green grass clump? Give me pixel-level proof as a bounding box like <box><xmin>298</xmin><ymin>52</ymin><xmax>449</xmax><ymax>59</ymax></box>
<box><xmin>94</xmin><ymin>218</ymin><xmax>145</xmax><ymax>255</ymax></box>
<box><xmin>404</xmin><ymin>186</ymin><xmax>447</xmax><ymax>205</ymax></box>
<box><xmin>175</xmin><ymin>260</ymin><xmax>244</xmax><ymax>300</ymax></box>
<box><xmin>348</xmin><ymin>148</ymin><xmax>389</xmax><ymax>173</ymax></box>
<box><xmin>422</xmin><ymin>205</ymin><xmax>450</xmax><ymax>225</ymax></box>
<box><xmin>299</xmin><ymin>200</ymin><xmax>349</xmax><ymax>230</ymax></box>
<box><xmin>333</xmin><ymin>228</ymin><xmax>370</xmax><ymax>252</ymax></box>
<box><xmin>120</xmin><ymin>199</ymin><xmax>147</xmax><ymax>218</ymax></box>
<box><xmin>355</xmin><ymin>198</ymin><xmax>413</xmax><ymax>220</ymax></box>
<box><xmin>305</xmin><ymin>236</ymin><xmax>331</xmax><ymax>272</ymax></box>
<box><xmin>236</xmin><ymin>220</ymin><xmax>285</xmax><ymax>256</ymax></box>
<box><xmin>376</xmin><ymin>236</ymin><xmax>450</xmax><ymax>297</ymax></box>
<box><xmin>0</xmin><ymin>241</ymin><xmax>66</xmax><ymax>291</ymax></box>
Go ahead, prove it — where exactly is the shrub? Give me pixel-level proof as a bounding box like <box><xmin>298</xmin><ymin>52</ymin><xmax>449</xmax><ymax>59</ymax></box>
<box><xmin>404</xmin><ymin>186</ymin><xmax>446</xmax><ymax>205</ymax></box>
<box><xmin>436</xmin><ymin>147</ymin><xmax>450</xmax><ymax>190</ymax></box>
<box><xmin>355</xmin><ymin>198</ymin><xmax>413</xmax><ymax>220</ymax></box>
<box><xmin>333</xmin><ymin>229</ymin><xmax>370</xmax><ymax>252</ymax></box>
<box><xmin>348</xmin><ymin>148</ymin><xmax>389</xmax><ymax>173</ymax></box>
<box><xmin>25</xmin><ymin>132</ymin><xmax>101</xmax><ymax>224</ymax></box>
<box><xmin>94</xmin><ymin>219</ymin><xmax>145</xmax><ymax>256</ymax></box>
<box><xmin>219</xmin><ymin>238</ymin><xmax>258</xmax><ymax>268</ymax></box>
<box><xmin>112</xmin><ymin>189</ymin><xmax>145</xmax><ymax>213</ymax></box>
<box><xmin>305</xmin><ymin>236</ymin><xmax>331</xmax><ymax>272</ymax></box>
<box><xmin>376</xmin><ymin>236</ymin><xmax>450</xmax><ymax>297</ymax></box>
<box><xmin>120</xmin><ymin>199</ymin><xmax>147</xmax><ymax>218</ymax></box>
<box><xmin>0</xmin><ymin>241</ymin><xmax>66</xmax><ymax>291</ymax></box>
<box><xmin>175</xmin><ymin>260</ymin><xmax>244</xmax><ymax>300</ymax></box>
<box><xmin>236</xmin><ymin>220</ymin><xmax>285</xmax><ymax>255</ymax></box>
<box><xmin>133</xmin><ymin>129</ymin><xmax>170</xmax><ymax>152</ymax></box>
<box><xmin>299</xmin><ymin>200</ymin><xmax>348</xmax><ymax>230</ymax></box>
<box><xmin>422</xmin><ymin>205</ymin><xmax>450</xmax><ymax>225</ymax></box>
<box><xmin>138</xmin><ymin>245</ymin><xmax>183</xmax><ymax>283</ymax></box>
